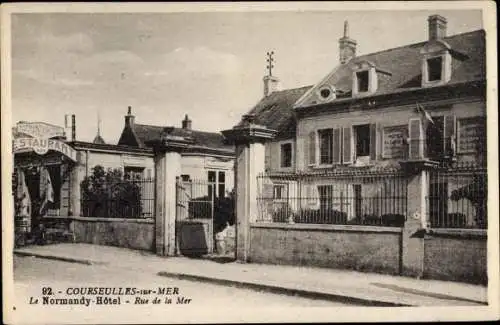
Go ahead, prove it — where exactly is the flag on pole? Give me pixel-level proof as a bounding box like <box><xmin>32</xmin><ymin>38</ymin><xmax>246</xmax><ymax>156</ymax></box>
<box><xmin>39</xmin><ymin>167</ymin><xmax>54</xmax><ymax>215</ymax></box>
<box><xmin>416</xmin><ymin>103</ymin><xmax>434</xmax><ymax>125</ymax></box>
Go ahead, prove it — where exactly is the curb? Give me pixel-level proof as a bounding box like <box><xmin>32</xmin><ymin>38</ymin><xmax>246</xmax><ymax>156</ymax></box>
<box><xmin>14</xmin><ymin>251</ymin><xmax>102</xmax><ymax>266</ymax></box>
<box><xmin>157</xmin><ymin>271</ymin><xmax>411</xmax><ymax>307</ymax></box>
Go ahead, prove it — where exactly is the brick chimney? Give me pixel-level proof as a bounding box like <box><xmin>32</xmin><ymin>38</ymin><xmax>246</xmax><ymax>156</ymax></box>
<box><xmin>182</xmin><ymin>114</ymin><xmax>192</xmax><ymax>130</ymax></box>
<box><xmin>125</xmin><ymin>106</ymin><xmax>135</xmax><ymax>127</ymax></box>
<box><xmin>339</xmin><ymin>20</ymin><xmax>357</xmax><ymax>64</ymax></box>
<box><xmin>428</xmin><ymin>15</ymin><xmax>447</xmax><ymax>40</ymax></box>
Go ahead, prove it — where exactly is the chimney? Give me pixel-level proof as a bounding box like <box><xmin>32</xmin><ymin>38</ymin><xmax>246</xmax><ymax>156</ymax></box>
<box><xmin>125</xmin><ymin>106</ymin><xmax>135</xmax><ymax>127</ymax></box>
<box><xmin>182</xmin><ymin>114</ymin><xmax>192</xmax><ymax>130</ymax></box>
<box><xmin>428</xmin><ymin>15</ymin><xmax>447</xmax><ymax>40</ymax></box>
<box><xmin>263</xmin><ymin>75</ymin><xmax>280</xmax><ymax>97</ymax></box>
<box><xmin>339</xmin><ymin>20</ymin><xmax>357</xmax><ymax>64</ymax></box>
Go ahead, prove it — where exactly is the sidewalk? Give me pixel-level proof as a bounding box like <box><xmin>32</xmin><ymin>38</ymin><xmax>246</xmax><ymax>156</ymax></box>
<box><xmin>14</xmin><ymin>243</ymin><xmax>488</xmax><ymax>307</ymax></box>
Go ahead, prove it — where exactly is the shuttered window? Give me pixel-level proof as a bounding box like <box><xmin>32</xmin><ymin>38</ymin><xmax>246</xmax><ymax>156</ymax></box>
<box><xmin>342</xmin><ymin>127</ymin><xmax>352</xmax><ymax>164</ymax></box>
<box><xmin>369</xmin><ymin>123</ymin><xmax>378</xmax><ymax>161</ymax></box>
<box><xmin>409</xmin><ymin>118</ymin><xmax>423</xmax><ymax>159</ymax></box>
<box><xmin>318</xmin><ymin>129</ymin><xmax>333</xmax><ymax>165</ymax></box>
<box><xmin>332</xmin><ymin>128</ymin><xmax>342</xmax><ymax>164</ymax></box>
<box><xmin>443</xmin><ymin>115</ymin><xmax>456</xmax><ymax>157</ymax></box>
<box><xmin>308</xmin><ymin>132</ymin><xmax>316</xmax><ymax>165</ymax></box>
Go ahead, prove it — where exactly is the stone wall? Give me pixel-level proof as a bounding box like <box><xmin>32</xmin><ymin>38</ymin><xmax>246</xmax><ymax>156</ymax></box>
<box><xmin>249</xmin><ymin>223</ymin><xmax>402</xmax><ymax>274</ymax></box>
<box><xmin>423</xmin><ymin>229</ymin><xmax>487</xmax><ymax>284</ymax></box>
<box><xmin>72</xmin><ymin>217</ymin><xmax>154</xmax><ymax>251</ymax></box>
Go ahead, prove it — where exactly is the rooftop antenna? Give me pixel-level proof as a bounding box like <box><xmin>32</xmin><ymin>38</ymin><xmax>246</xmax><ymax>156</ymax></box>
<box><xmin>266</xmin><ymin>51</ymin><xmax>275</xmax><ymax>76</ymax></box>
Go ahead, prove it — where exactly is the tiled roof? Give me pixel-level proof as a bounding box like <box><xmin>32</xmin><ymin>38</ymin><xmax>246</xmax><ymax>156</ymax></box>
<box><xmin>297</xmin><ymin>29</ymin><xmax>485</xmax><ymax>107</ymax></box>
<box><xmin>122</xmin><ymin>123</ymin><xmax>234</xmax><ymax>153</ymax></box>
<box><xmin>236</xmin><ymin>85</ymin><xmax>313</xmax><ymax>139</ymax></box>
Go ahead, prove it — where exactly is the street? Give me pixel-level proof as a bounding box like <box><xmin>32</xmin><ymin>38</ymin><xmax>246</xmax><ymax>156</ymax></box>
<box><xmin>13</xmin><ymin>256</ymin><xmax>349</xmax><ymax>308</ymax></box>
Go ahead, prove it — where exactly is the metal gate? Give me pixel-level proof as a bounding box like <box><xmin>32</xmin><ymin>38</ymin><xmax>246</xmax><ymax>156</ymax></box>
<box><xmin>175</xmin><ymin>178</ymin><xmax>215</xmax><ymax>256</ymax></box>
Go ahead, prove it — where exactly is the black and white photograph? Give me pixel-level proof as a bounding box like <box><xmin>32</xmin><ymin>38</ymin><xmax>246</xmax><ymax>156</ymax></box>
<box><xmin>2</xmin><ymin>2</ymin><xmax>498</xmax><ymax>323</ymax></box>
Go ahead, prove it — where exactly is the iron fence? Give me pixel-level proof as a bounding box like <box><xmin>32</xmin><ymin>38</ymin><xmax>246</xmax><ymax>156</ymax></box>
<box><xmin>176</xmin><ymin>179</ymin><xmax>215</xmax><ymax>220</ymax></box>
<box><xmin>427</xmin><ymin>161</ymin><xmax>487</xmax><ymax>229</ymax></box>
<box><xmin>257</xmin><ymin>168</ymin><xmax>408</xmax><ymax>227</ymax></box>
<box><xmin>80</xmin><ymin>177</ymin><xmax>155</xmax><ymax>219</ymax></box>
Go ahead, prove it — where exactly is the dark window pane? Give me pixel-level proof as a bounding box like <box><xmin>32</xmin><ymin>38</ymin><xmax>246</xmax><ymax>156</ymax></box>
<box><xmin>357</xmin><ymin>71</ymin><xmax>369</xmax><ymax>92</ymax></box>
<box><xmin>280</xmin><ymin>143</ymin><xmax>292</xmax><ymax>167</ymax></box>
<box><xmin>427</xmin><ymin>57</ymin><xmax>442</xmax><ymax>81</ymax></box>
<box><xmin>318</xmin><ymin>129</ymin><xmax>333</xmax><ymax>164</ymax></box>
<box><xmin>354</xmin><ymin>124</ymin><xmax>371</xmax><ymax>157</ymax></box>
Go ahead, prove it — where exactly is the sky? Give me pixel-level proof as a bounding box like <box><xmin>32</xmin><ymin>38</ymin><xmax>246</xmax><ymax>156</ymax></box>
<box><xmin>11</xmin><ymin>8</ymin><xmax>483</xmax><ymax>144</ymax></box>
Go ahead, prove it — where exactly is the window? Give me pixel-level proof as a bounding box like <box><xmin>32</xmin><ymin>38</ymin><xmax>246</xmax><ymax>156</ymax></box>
<box><xmin>273</xmin><ymin>185</ymin><xmax>285</xmax><ymax>200</ymax></box>
<box><xmin>318</xmin><ymin>185</ymin><xmax>333</xmax><ymax>211</ymax></box>
<box><xmin>356</xmin><ymin>71</ymin><xmax>369</xmax><ymax>92</ymax></box>
<box><xmin>280</xmin><ymin>143</ymin><xmax>292</xmax><ymax>168</ymax></box>
<box><xmin>207</xmin><ymin>170</ymin><xmax>226</xmax><ymax>199</ymax></box>
<box><xmin>354</xmin><ymin>124</ymin><xmax>370</xmax><ymax>157</ymax></box>
<box><xmin>218</xmin><ymin>171</ymin><xmax>226</xmax><ymax>198</ymax></box>
<box><xmin>426</xmin><ymin>116</ymin><xmax>445</xmax><ymax>159</ymax></box>
<box><xmin>320</xmin><ymin>88</ymin><xmax>331</xmax><ymax>98</ymax></box>
<box><xmin>318</xmin><ymin>129</ymin><xmax>333</xmax><ymax>164</ymax></box>
<box><xmin>427</xmin><ymin>57</ymin><xmax>442</xmax><ymax>82</ymax></box>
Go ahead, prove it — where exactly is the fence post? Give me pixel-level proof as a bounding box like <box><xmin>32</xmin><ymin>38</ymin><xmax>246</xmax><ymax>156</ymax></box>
<box><xmin>222</xmin><ymin>120</ymin><xmax>276</xmax><ymax>263</ymax></box>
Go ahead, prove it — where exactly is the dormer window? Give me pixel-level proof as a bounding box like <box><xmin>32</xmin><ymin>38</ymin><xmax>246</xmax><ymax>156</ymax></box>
<box><xmin>356</xmin><ymin>71</ymin><xmax>369</xmax><ymax>92</ymax></box>
<box><xmin>351</xmin><ymin>60</ymin><xmax>388</xmax><ymax>98</ymax></box>
<box><xmin>427</xmin><ymin>56</ymin><xmax>443</xmax><ymax>81</ymax></box>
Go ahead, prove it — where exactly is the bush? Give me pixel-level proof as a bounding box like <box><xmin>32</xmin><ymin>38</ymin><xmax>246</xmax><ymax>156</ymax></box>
<box><xmin>381</xmin><ymin>214</ymin><xmax>406</xmax><ymax>227</ymax></box>
<box><xmin>81</xmin><ymin>166</ymin><xmax>142</xmax><ymax>218</ymax></box>
<box><xmin>295</xmin><ymin>209</ymin><xmax>347</xmax><ymax>224</ymax></box>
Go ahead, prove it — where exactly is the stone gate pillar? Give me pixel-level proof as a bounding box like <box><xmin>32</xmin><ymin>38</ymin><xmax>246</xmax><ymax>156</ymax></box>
<box><xmin>148</xmin><ymin>135</ymin><xmax>190</xmax><ymax>257</ymax></box>
<box><xmin>222</xmin><ymin>115</ymin><xmax>276</xmax><ymax>262</ymax></box>
<box><xmin>401</xmin><ymin>161</ymin><xmax>437</xmax><ymax>277</ymax></box>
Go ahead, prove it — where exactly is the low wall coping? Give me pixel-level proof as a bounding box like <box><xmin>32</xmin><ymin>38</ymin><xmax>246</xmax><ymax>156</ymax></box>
<box><xmin>67</xmin><ymin>216</ymin><xmax>154</xmax><ymax>224</ymax></box>
<box><xmin>426</xmin><ymin>228</ymin><xmax>487</xmax><ymax>239</ymax></box>
<box><xmin>250</xmin><ymin>222</ymin><xmax>403</xmax><ymax>234</ymax></box>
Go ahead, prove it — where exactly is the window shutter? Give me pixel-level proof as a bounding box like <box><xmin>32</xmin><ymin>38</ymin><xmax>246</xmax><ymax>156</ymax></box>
<box><xmin>332</xmin><ymin>128</ymin><xmax>341</xmax><ymax>164</ymax></box>
<box><xmin>369</xmin><ymin>123</ymin><xmax>377</xmax><ymax>161</ymax></box>
<box><xmin>409</xmin><ymin>118</ymin><xmax>423</xmax><ymax>159</ymax></box>
<box><xmin>308</xmin><ymin>132</ymin><xmax>316</xmax><ymax>165</ymax></box>
<box><xmin>342</xmin><ymin>127</ymin><xmax>352</xmax><ymax>164</ymax></box>
<box><xmin>264</xmin><ymin>144</ymin><xmax>271</xmax><ymax>171</ymax></box>
<box><xmin>444</xmin><ymin>115</ymin><xmax>456</xmax><ymax>156</ymax></box>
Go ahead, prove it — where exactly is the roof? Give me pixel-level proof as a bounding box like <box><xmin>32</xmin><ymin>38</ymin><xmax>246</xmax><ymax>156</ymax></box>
<box><xmin>236</xmin><ymin>85</ymin><xmax>312</xmax><ymax>139</ymax></box>
<box><xmin>296</xmin><ymin>29</ymin><xmax>485</xmax><ymax>107</ymax></box>
<box><xmin>118</xmin><ymin>123</ymin><xmax>234</xmax><ymax>154</ymax></box>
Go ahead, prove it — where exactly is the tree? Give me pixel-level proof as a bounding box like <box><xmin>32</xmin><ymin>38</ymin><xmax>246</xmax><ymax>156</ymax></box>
<box><xmin>81</xmin><ymin>165</ymin><xmax>142</xmax><ymax>218</ymax></box>
<box><xmin>450</xmin><ymin>174</ymin><xmax>487</xmax><ymax>228</ymax></box>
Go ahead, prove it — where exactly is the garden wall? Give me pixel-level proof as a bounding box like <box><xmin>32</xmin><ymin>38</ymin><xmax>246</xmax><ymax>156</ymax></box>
<box><xmin>71</xmin><ymin>216</ymin><xmax>154</xmax><ymax>251</ymax></box>
<box><xmin>423</xmin><ymin>229</ymin><xmax>487</xmax><ymax>284</ymax></box>
<box><xmin>249</xmin><ymin>223</ymin><xmax>402</xmax><ymax>274</ymax></box>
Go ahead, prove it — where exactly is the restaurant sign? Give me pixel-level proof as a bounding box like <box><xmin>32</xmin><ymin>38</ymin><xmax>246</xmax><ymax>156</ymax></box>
<box><xmin>13</xmin><ymin>138</ymin><xmax>77</xmax><ymax>162</ymax></box>
<box><xmin>16</xmin><ymin>122</ymin><xmax>65</xmax><ymax>139</ymax></box>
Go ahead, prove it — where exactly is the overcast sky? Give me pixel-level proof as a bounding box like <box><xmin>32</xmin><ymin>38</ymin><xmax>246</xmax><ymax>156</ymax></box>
<box><xmin>11</xmin><ymin>9</ymin><xmax>483</xmax><ymax>143</ymax></box>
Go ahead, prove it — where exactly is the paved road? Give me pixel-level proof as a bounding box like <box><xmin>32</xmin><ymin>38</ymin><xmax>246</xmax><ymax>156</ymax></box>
<box><xmin>13</xmin><ymin>256</ymin><xmax>349</xmax><ymax>308</ymax></box>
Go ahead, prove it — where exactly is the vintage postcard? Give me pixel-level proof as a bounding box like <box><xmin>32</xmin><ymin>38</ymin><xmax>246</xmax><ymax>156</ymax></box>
<box><xmin>2</xmin><ymin>1</ymin><xmax>499</xmax><ymax>324</ymax></box>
